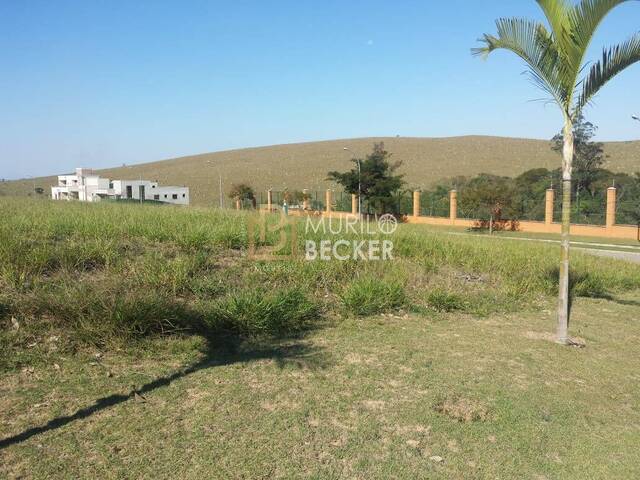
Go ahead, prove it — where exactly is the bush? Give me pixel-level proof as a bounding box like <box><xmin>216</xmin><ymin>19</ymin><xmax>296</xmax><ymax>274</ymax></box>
<box><xmin>426</xmin><ymin>289</ymin><xmax>466</xmax><ymax>312</ymax></box>
<box><xmin>208</xmin><ymin>288</ymin><xmax>318</xmax><ymax>336</ymax></box>
<box><xmin>341</xmin><ymin>277</ymin><xmax>406</xmax><ymax>316</ymax></box>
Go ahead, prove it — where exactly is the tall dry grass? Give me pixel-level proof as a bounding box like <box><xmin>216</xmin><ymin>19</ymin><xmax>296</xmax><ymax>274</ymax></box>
<box><xmin>1</xmin><ymin>197</ymin><xmax>638</xmax><ymax>370</ymax></box>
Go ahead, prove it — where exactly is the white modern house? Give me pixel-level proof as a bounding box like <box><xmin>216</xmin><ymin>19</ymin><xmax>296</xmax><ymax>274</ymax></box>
<box><xmin>51</xmin><ymin>168</ymin><xmax>189</xmax><ymax>205</ymax></box>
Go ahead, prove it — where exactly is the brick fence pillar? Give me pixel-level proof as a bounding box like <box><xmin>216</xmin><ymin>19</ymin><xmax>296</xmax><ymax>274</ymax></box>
<box><xmin>413</xmin><ymin>191</ymin><xmax>421</xmax><ymax>217</ymax></box>
<box><xmin>351</xmin><ymin>194</ymin><xmax>358</xmax><ymax>216</ymax></box>
<box><xmin>303</xmin><ymin>189</ymin><xmax>310</xmax><ymax>211</ymax></box>
<box><xmin>267</xmin><ymin>189</ymin><xmax>272</xmax><ymax>212</ymax></box>
<box><xmin>545</xmin><ymin>188</ymin><xmax>554</xmax><ymax>225</ymax></box>
<box><xmin>326</xmin><ymin>189</ymin><xmax>332</xmax><ymax>214</ymax></box>
<box><xmin>235</xmin><ymin>197</ymin><xmax>241</xmax><ymax>210</ymax></box>
<box><xmin>449</xmin><ymin>190</ymin><xmax>457</xmax><ymax>223</ymax></box>
<box><xmin>606</xmin><ymin>187</ymin><xmax>617</xmax><ymax>229</ymax></box>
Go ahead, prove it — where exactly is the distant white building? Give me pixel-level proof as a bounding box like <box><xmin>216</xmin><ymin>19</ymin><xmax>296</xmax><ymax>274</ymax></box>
<box><xmin>51</xmin><ymin>168</ymin><xmax>189</xmax><ymax>205</ymax></box>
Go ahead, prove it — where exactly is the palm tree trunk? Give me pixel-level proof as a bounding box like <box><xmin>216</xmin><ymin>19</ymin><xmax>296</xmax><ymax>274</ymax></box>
<box><xmin>557</xmin><ymin>117</ymin><xmax>574</xmax><ymax>345</ymax></box>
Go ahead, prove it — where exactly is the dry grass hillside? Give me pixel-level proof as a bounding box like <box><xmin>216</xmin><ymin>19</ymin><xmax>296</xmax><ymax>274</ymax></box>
<box><xmin>2</xmin><ymin>136</ymin><xmax>639</xmax><ymax>206</ymax></box>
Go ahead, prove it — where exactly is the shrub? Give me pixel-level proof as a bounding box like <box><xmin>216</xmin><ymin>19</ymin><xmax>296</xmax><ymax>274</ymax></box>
<box><xmin>426</xmin><ymin>289</ymin><xmax>466</xmax><ymax>312</ymax></box>
<box><xmin>341</xmin><ymin>277</ymin><xmax>406</xmax><ymax>316</ymax></box>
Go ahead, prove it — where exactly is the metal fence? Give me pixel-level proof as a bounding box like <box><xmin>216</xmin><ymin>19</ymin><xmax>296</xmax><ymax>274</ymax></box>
<box><xmin>552</xmin><ymin>189</ymin><xmax>606</xmax><ymax>225</ymax></box>
<box><xmin>617</xmin><ymin>200</ymin><xmax>640</xmax><ymax>226</ymax></box>
<box><xmin>333</xmin><ymin>191</ymin><xmax>351</xmax><ymax>213</ymax></box>
<box><xmin>254</xmin><ymin>188</ymin><xmax>636</xmax><ymax>226</ymax></box>
<box><xmin>419</xmin><ymin>191</ymin><xmax>449</xmax><ymax>218</ymax></box>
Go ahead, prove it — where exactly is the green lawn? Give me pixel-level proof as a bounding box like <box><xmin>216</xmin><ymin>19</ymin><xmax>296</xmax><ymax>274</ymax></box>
<box><xmin>1</xmin><ymin>198</ymin><xmax>639</xmax><ymax>478</ymax></box>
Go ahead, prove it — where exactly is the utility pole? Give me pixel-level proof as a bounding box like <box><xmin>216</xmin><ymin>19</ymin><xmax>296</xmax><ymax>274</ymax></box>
<box><xmin>219</xmin><ymin>173</ymin><xmax>223</xmax><ymax>208</ymax></box>
<box><xmin>207</xmin><ymin>160</ymin><xmax>224</xmax><ymax>208</ymax></box>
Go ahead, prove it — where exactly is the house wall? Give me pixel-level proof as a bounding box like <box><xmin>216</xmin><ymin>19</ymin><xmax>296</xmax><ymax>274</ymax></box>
<box><xmin>52</xmin><ymin>171</ymin><xmax>189</xmax><ymax>205</ymax></box>
<box><xmin>151</xmin><ymin>186</ymin><xmax>190</xmax><ymax>205</ymax></box>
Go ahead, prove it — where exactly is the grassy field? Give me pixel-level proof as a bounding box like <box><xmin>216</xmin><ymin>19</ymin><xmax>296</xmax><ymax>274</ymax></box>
<box><xmin>1</xmin><ymin>198</ymin><xmax>640</xmax><ymax>478</ymax></box>
<box><xmin>2</xmin><ymin>135</ymin><xmax>640</xmax><ymax>206</ymax></box>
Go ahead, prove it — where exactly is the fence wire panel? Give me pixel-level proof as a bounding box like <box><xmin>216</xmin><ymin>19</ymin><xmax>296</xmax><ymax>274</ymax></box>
<box><xmin>419</xmin><ymin>192</ymin><xmax>449</xmax><ymax>218</ymax></box>
<box><xmin>457</xmin><ymin>206</ymin><xmax>478</xmax><ymax>220</ymax></box>
<box><xmin>515</xmin><ymin>196</ymin><xmax>545</xmax><ymax>222</ymax></box>
<box><xmin>617</xmin><ymin>200</ymin><xmax>640</xmax><ymax>226</ymax></box>
<box><xmin>270</xmin><ymin>191</ymin><xmax>284</xmax><ymax>207</ymax></box>
<box><xmin>333</xmin><ymin>191</ymin><xmax>351</xmax><ymax>212</ymax></box>
<box><xmin>241</xmin><ymin>198</ymin><xmax>256</xmax><ymax>209</ymax></box>
<box><xmin>552</xmin><ymin>189</ymin><xmax>606</xmax><ymax>225</ymax></box>
<box><xmin>456</xmin><ymin>190</ymin><xmax>478</xmax><ymax>220</ymax></box>
<box><xmin>395</xmin><ymin>192</ymin><xmax>413</xmax><ymax>216</ymax></box>
<box><xmin>309</xmin><ymin>191</ymin><xmax>326</xmax><ymax>212</ymax></box>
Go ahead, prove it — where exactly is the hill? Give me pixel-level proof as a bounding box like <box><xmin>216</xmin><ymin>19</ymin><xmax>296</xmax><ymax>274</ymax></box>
<box><xmin>2</xmin><ymin>136</ymin><xmax>639</xmax><ymax>206</ymax></box>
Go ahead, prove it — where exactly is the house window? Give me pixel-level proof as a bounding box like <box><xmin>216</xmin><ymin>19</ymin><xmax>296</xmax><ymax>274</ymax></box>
<box><xmin>164</xmin><ymin>194</ymin><xmax>167</xmax><ymax>199</ymax></box>
<box><xmin>109</xmin><ymin>182</ymin><xmax>114</xmax><ymax>189</ymax></box>
<box><xmin>182</xmin><ymin>194</ymin><xmax>186</xmax><ymax>198</ymax></box>
<box><xmin>172</xmin><ymin>194</ymin><xmax>178</xmax><ymax>200</ymax></box>
<box><xmin>154</xmin><ymin>195</ymin><xmax>159</xmax><ymax>200</ymax></box>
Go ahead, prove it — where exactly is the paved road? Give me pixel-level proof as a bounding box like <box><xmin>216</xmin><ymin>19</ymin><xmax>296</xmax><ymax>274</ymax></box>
<box><xmin>579</xmin><ymin>248</ymin><xmax>640</xmax><ymax>264</ymax></box>
<box><xmin>444</xmin><ymin>231</ymin><xmax>640</xmax><ymax>265</ymax></box>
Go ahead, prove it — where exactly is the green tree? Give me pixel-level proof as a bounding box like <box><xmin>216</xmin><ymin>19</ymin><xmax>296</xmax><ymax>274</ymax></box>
<box><xmin>552</xmin><ymin>113</ymin><xmax>606</xmax><ymax>197</ymax></box>
<box><xmin>513</xmin><ymin>168</ymin><xmax>556</xmax><ymax>220</ymax></box>
<box><xmin>474</xmin><ymin>0</ymin><xmax>640</xmax><ymax>344</ymax></box>
<box><xmin>328</xmin><ymin>142</ymin><xmax>405</xmax><ymax>214</ymax></box>
<box><xmin>458</xmin><ymin>174</ymin><xmax>518</xmax><ymax>227</ymax></box>
<box><xmin>229</xmin><ymin>183</ymin><xmax>256</xmax><ymax>208</ymax></box>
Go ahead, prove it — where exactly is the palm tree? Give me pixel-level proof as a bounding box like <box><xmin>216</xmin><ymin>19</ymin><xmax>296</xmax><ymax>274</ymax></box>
<box><xmin>473</xmin><ymin>0</ymin><xmax>640</xmax><ymax>344</ymax></box>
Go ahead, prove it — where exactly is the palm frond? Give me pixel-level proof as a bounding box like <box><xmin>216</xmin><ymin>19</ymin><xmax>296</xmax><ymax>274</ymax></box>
<box><xmin>472</xmin><ymin>18</ymin><xmax>569</xmax><ymax>108</ymax></box>
<box><xmin>568</xmin><ymin>0</ymin><xmax>635</xmax><ymax>69</ymax></box>
<box><xmin>577</xmin><ymin>33</ymin><xmax>640</xmax><ymax>112</ymax></box>
<box><xmin>536</xmin><ymin>0</ymin><xmax>572</xmax><ymax>43</ymax></box>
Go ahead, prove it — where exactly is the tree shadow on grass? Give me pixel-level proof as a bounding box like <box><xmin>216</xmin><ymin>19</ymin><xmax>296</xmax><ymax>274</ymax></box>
<box><xmin>546</xmin><ymin>267</ymin><xmax>615</xmax><ymax>320</ymax></box>
<box><xmin>0</xmin><ymin>332</ymin><xmax>329</xmax><ymax>450</ymax></box>
<box><xmin>546</xmin><ymin>267</ymin><xmax>640</xmax><ymax>315</ymax></box>
<box><xmin>607</xmin><ymin>297</ymin><xmax>640</xmax><ymax>307</ymax></box>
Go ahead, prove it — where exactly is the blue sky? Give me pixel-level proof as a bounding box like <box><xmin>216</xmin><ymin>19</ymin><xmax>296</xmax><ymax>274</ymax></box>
<box><xmin>1</xmin><ymin>0</ymin><xmax>639</xmax><ymax>179</ymax></box>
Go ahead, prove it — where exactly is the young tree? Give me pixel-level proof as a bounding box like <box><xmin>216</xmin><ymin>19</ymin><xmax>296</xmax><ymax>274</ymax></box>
<box><xmin>474</xmin><ymin>0</ymin><xmax>640</xmax><ymax>345</ymax></box>
<box><xmin>327</xmin><ymin>142</ymin><xmax>405</xmax><ymax>214</ymax></box>
<box><xmin>229</xmin><ymin>183</ymin><xmax>256</xmax><ymax>208</ymax></box>
<box><xmin>458</xmin><ymin>174</ymin><xmax>518</xmax><ymax>230</ymax></box>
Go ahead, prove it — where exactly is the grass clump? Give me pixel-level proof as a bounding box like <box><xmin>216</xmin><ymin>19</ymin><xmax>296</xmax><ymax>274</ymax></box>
<box><xmin>341</xmin><ymin>277</ymin><xmax>406</xmax><ymax>316</ymax></box>
<box><xmin>207</xmin><ymin>288</ymin><xmax>319</xmax><ymax>336</ymax></box>
<box><xmin>425</xmin><ymin>289</ymin><xmax>467</xmax><ymax>312</ymax></box>
<box><xmin>30</xmin><ymin>283</ymin><xmax>201</xmax><ymax>343</ymax></box>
